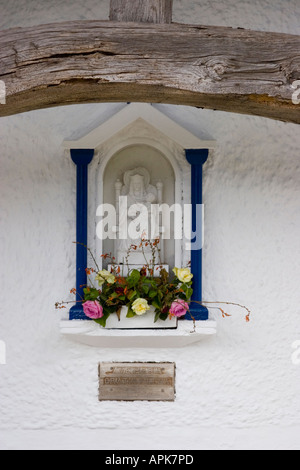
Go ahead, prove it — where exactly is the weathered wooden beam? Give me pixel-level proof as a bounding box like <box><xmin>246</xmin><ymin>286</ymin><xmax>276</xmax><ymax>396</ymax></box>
<box><xmin>0</xmin><ymin>21</ymin><xmax>299</xmax><ymax>123</ymax></box>
<box><xmin>110</xmin><ymin>0</ymin><xmax>173</xmax><ymax>23</ymax></box>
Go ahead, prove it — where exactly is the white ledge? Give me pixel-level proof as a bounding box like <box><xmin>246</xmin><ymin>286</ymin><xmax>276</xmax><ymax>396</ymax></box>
<box><xmin>60</xmin><ymin>319</ymin><xmax>217</xmax><ymax>348</ymax></box>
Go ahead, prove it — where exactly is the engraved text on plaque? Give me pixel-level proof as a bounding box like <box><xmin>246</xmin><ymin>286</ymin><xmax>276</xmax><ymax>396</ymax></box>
<box><xmin>98</xmin><ymin>362</ymin><xmax>176</xmax><ymax>401</ymax></box>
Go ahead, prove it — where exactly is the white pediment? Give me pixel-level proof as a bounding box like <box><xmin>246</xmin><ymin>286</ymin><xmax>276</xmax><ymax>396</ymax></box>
<box><xmin>63</xmin><ymin>103</ymin><xmax>216</xmax><ymax>150</ymax></box>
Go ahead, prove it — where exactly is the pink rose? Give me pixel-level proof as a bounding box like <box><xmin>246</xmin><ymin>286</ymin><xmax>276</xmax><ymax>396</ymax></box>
<box><xmin>83</xmin><ymin>300</ymin><xmax>104</xmax><ymax>320</ymax></box>
<box><xmin>169</xmin><ymin>299</ymin><xmax>189</xmax><ymax>318</ymax></box>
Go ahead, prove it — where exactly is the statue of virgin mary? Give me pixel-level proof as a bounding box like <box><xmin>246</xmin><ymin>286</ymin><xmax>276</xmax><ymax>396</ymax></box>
<box><xmin>115</xmin><ymin>167</ymin><xmax>162</xmax><ymax>265</ymax></box>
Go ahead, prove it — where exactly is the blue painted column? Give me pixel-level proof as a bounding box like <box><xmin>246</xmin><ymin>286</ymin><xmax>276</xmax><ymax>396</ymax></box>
<box><xmin>69</xmin><ymin>149</ymin><xmax>94</xmax><ymax>320</ymax></box>
<box><xmin>185</xmin><ymin>149</ymin><xmax>209</xmax><ymax>321</ymax></box>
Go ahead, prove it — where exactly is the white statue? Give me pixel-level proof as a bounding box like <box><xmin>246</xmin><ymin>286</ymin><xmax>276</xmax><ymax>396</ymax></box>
<box><xmin>115</xmin><ymin>167</ymin><xmax>163</xmax><ymax>265</ymax></box>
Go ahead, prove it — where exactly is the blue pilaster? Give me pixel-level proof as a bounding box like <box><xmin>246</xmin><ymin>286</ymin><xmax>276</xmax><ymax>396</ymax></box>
<box><xmin>185</xmin><ymin>149</ymin><xmax>209</xmax><ymax>321</ymax></box>
<box><xmin>69</xmin><ymin>149</ymin><xmax>94</xmax><ymax>320</ymax></box>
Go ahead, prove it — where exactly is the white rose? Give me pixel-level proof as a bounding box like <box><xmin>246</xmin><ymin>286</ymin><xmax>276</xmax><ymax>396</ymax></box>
<box><xmin>131</xmin><ymin>298</ymin><xmax>150</xmax><ymax>316</ymax></box>
<box><xmin>173</xmin><ymin>267</ymin><xmax>193</xmax><ymax>283</ymax></box>
<box><xmin>95</xmin><ymin>269</ymin><xmax>116</xmax><ymax>287</ymax></box>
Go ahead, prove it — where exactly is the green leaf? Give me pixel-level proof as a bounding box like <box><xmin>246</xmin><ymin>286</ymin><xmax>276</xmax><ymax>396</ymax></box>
<box><xmin>126</xmin><ymin>307</ymin><xmax>136</xmax><ymax>318</ymax></box>
<box><xmin>180</xmin><ymin>283</ymin><xmax>187</xmax><ymax>293</ymax></box>
<box><xmin>83</xmin><ymin>287</ymin><xmax>100</xmax><ymax>301</ymax></box>
<box><xmin>158</xmin><ymin>290</ymin><xmax>163</xmax><ymax>300</ymax></box>
<box><xmin>149</xmin><ymin>289</ymin><xmax>158</xmax><ymax>298</ymax></box>
<box><xmin>94</xmin><ymin>317</ymin><xmax>106</xmax><ymax>327</ymax></box>
<box><xmin>154</xmin><ymin>311</ymin><xmax>161</xmax><ymax>323</ymax></box>
<box><xmin>159</xmin><ymin>312</ymin><xmax>168</xmax><ymax>321</ymax></box>
<box><xmin>151</xmin><ymin>298</ymin><xmax>161</xmax><ymax>310</ymax></box>
<box><xmin>109</xmin><ymin>291</ymin><xmax>119</xmax><ymax>299</ymax></box>
<box><xmin>127</xmin><ymin>269</ymin><xmax>141</xmax><ymax>288</ymax></box>
<box><xmin>142</xmin><ymin>285</ymin><xmax>150</xmax><ymax>295</ymax></box>
<box><xmin>127</xmin><ymin>290</ymin><xmax>137</xmax><ymax>300</ymax></box>
<box><xmin>186</xmin><ymin>287</ymin><xmax>193</xmax><ymax>299</ymax></box>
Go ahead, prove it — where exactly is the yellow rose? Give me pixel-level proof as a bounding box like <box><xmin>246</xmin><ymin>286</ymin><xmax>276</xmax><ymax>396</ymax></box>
<box><xmin>173</xmin><ymin>267</ymin><xmax>193</xmax><ymax>283</ymax></box>
<box><xmin>95</xmin><ymin>269</ymin><xmax>116</xmax><ymax>287</ymax></box>
<box><xmin>131</xmin><ymin>298</ymin><xmax>150</xmax><ymax>316</ymax></box>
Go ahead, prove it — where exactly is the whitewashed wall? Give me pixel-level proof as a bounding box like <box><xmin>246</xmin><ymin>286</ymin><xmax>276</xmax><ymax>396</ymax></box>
<box><xmin>0</xmin><ymin>0</ymin><xmax>299</xmax><ymax>450</ymax></box>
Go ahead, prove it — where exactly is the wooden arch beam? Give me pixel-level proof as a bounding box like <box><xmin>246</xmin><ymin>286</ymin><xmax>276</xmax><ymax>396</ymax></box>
<box><xmin>0</xmin><ymin>20</ymin><xmax>299</xmax><ymax>123</ymax></box>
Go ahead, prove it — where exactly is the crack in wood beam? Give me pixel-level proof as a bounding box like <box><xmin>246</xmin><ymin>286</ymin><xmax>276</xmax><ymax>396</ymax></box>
<box><xmin>0</xmin><ymin>21</ymin><xmax>299</xmax><ymax>123</ymax></box>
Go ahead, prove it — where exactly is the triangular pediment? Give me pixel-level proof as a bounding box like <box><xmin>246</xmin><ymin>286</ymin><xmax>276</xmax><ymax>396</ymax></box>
<box><xmin>63</xmin><ymin>103</ymin><xmax>215</xmax><ymax>150</ymax></box>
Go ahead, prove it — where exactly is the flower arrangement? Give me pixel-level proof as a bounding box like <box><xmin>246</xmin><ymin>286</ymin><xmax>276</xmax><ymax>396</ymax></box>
<box><xmin>56</xmin><ymin>238</ymin><xmax>251</xmax><ymax>327</ymax></box>
<box><xmin>82</xmin><ymin>264</ymin><xmax>193</xmax><ymax>328</ymax></box>
<box><xmin>81</xmin><ymin>238</ymin><xmax>195</xmax><ymax>327</ymax></box>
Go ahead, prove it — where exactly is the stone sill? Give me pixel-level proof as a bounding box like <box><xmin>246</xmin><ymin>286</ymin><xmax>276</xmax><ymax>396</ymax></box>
<box><xmin>60</xmin><ymin>318</ymin><xmax>217</xmax><ymax>348</ymax></box>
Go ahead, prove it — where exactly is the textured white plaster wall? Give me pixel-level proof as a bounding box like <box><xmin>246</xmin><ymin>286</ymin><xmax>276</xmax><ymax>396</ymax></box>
<box><xmin>0</xmin><ymin>0</ymin><xmax>299</xmax><ymax>451</ymax></box>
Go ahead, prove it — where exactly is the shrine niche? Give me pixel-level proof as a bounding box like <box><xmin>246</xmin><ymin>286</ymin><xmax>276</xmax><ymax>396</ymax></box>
<box><xmin>114</xmin><ymin>166</ymin><xmax>163</xmax><ymax>266</ymax></box>
<box><xmin>63</xmin><ymin>103</ymin><xmax>215</xmax><ymax>326</ymax></box>
<box><xmin>101</xmin><ymin>148</ymin><xmax>174</xmax><ymax>274</ymax></box>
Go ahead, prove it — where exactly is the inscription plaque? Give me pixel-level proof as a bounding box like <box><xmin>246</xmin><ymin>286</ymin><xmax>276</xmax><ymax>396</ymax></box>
<box><xmin>98</xmin><ymin>362</ymin><xmax>176</xmax><ymax>401</ymax></box>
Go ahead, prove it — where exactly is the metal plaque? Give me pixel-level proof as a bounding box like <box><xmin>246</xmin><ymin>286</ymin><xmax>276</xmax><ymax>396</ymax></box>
<box><xmin>98</xmin><ymin>362</ymin><xmax>176</xmax><ymax>401</ymax></box>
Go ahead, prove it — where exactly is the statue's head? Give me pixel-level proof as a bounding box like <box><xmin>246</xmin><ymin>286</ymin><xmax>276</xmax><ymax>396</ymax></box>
<box><xmin>130</xmin><ymin>174</ymin><xmax>145</xmax><ymax>197</ymax></box>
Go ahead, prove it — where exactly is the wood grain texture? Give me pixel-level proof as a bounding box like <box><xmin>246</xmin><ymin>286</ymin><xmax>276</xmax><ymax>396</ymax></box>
<box><xmin>0</xmin><ymin>21</ymin><xmax>299</xmax><ymax>123</ymax></box>
<box><xmin>110</xmin><ymin>0</ymin><xmax>173</xmax><ymax>23</ymax></box>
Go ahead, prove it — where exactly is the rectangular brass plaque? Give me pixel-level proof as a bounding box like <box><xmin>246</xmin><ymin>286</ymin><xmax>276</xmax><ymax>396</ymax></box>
<box><xmin>98</xmin><ymin>362</ymin><xmax>176</xmax><ymax>401</ymax></box>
